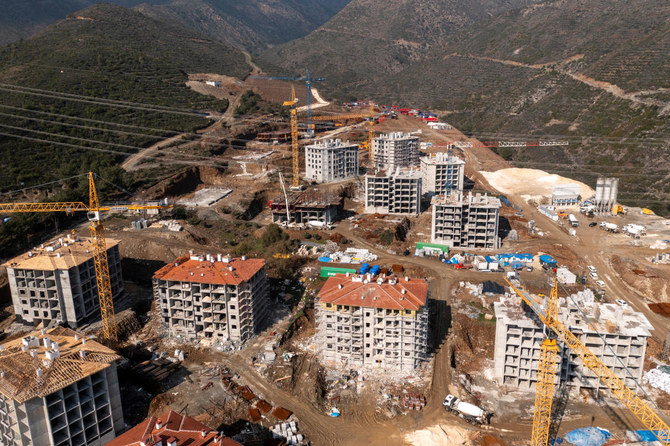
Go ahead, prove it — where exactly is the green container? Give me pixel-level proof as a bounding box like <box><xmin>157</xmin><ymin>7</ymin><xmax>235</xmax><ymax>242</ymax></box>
<box><xmin>416</xmin><ymin>242</ymin><xmax>449</xmax><ymax>254</ymax></box>
<box><xmin>320</xmin><ymin>266</ymin><xmax>358</xmax><ymax>278</ymax></box>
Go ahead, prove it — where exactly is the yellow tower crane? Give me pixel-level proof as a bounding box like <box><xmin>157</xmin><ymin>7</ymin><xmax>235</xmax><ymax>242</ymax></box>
<box><xmin>283</xmin><ymin>86</ymin><xmax>300</xmax><ymax>189</ymax></box>
<box><xmin>304</xmin><ymin>101</ymin><xmax>377</xmax><ymax>157</ymax></box>
<box><xmin>0</xmin><ymin>172</ymin><xmax>171</xmax><ymax>341</ymax></box>
<box><xmin>505</xmin><ymin>277</ymin><xmax>670</xmax><ymax>445</ymax></box>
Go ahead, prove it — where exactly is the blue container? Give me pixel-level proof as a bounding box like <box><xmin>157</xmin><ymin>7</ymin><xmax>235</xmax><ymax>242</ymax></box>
<box><xmin>370</xmin><ymin>266</ymin><xmax>381</xmax><ymax>275</ymax></box>
<box><xmin>359</xmin><ymin>266</ymin><xmax>369</xmax><ymax>274</ymax></box>
<box><xmin>318</xmin><ymin>256</ymin><xmax>331</xmax><ymax>263</ymax></box>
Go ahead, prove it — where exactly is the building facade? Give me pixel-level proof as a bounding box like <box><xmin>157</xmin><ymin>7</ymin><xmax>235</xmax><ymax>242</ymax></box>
<box><xmin>493</xmin><ymin>291</ymin><xmax>651</xmax><ymax>392</ymax></box>
<box><xmin>2</xmin><ymin>234</ymin><xmax>123</xmax><ymax>328</ymax></box>
<box><xmin>269</xmin><ymin>192</ymin><xmax>342</xmax><ymax>226</ymax></box>
<box><xmin>365</xmin><ymin>168</ymin><xmax>422</xmax><ymax>215</ymax></box>
<box><xmin>305</xmin><ymin>139</ymin><xmax>359</xmax><ymax>183</ymax></box>
<box><xmin>315</xmin><ymin>273</ymin><xmax>430</xmax><ymax>372</ymax></box>
<box><xmin>420</xmin><ymin>152</ymin><xmax>465</xmax><ymax>195</ymax></box>
<box><xmin>0</xmin><ymin>327</ymin><xmax>124</xmax><ymax>446</ymax></box>
<box><xmin>372</xmin><ymin>132</ymin><xmax>419</xmax><ymax>171</ymax></box>
<box><xmin>153</xmin><ymin>255</ymin><xmax>269</xmax><ymax>344</ymax></box>
<box><xmin>551</xmin><ymin>184</ymin><xmax>581</xmax><ymax>207</ymax></box>
<box><xmin>431</xmin><ymin>192</ymin><xmax>500</xmax><ymax>249</ymax></box>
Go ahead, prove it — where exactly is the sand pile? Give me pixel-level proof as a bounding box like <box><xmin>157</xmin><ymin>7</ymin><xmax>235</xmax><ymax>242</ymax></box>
<box><xmin>404</xmin><ymin>424</ymin><xmax>473</xmax><ymax>445</ymax></box>
<box><xmin>481</xmin><ymin>168</ymin><xmax>593</xmax><ymax>203</ymax></box>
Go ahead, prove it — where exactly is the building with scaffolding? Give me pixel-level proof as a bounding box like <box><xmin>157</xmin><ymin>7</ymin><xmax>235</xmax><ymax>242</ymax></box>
<box><xmin>420</xmin><ymin>152</ymin><xmax>465</xmax><ymax>195</ymax></box>
<box><xmin>0</xmin><ymin>327</ymin><xmax>124</xmax><ymax>446</ymax></box>
<box><xmin>431</xmin><ymin>192</ymin><xmax>500</xmax><ymax>249</ymax></box>
<box><xmin>2</xmin><ymin>234</ymin><xmax>123</xmax><ymax>329</ymax></box>
<box><xmin>365</xmin><ymin>168</ymin><xmax>422</xmax><ymax>215</ymax></box>
<box><xmin>372</xmin><ymin>132</ymin><xmax>420</xmax><ymax>171</ymax></box>
<box><xmin>493</xmin><ymin>290</ymin><xmax>652</xmax><ymax>392</ymax></box>
<box><xmin>305</xmin><ymin>139</ymin><xmax>359</xmax><ymax>183</ymax></box>
<box><xmin>153</xmin><ymin>254</ymin><xmax>269</xmax><ymax>344</ymax></box>
<box><xmin>315</xmin><ymin>273</ymin><xmax>430</xmax><ymax>372</ymax></box>
<box><xmin>269</xmin><ymin>191</ymin><xmax>343</xmax><ymax>226</ymax></box>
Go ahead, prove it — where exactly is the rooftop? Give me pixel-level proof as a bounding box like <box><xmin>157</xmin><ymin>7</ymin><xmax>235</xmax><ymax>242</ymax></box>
<box><xmin>366</xmin><ymin>167</ymin><xmax>422</xmax><ymax>179</ymax></box>
<box><xmin>306</xmin><ymin>138</ymin><xmax>358</xmax><ymax>149</ymax></box>
<box><xmin>153</xmin><ymin>255</ymin><xmax>265</xmax><ymax>286</ymax></box>
<box><xmin>420</xmin><ymin>153</ymin><xmax>465</xmax><ymax>165</ymax></box>
<box><xmin>318</xmin><ymin>273</ymin><xmax>428</xmax><ymax>311</ymax></box>
<box><xmin>0</xmin><ymin>327</ymin><xmax>120</xmax><ymax>404</ymax></box>
<box><xmin>375</xmin><ymin>132</ymin><xmax>418</xmax><ymax>141</ymax></box>
<box><xmin>106</xmin><ymin>410</ymin><xmax>240</xmax><ymax>446</ymax></box>
<box><xmin>2</xmin><ymin>234</ymin><xmax>119</xmax><ymax>271</ymax></box>
<box><xmin>494</xmin><ymin>290</ymin><xmax>653</xmax><ymax>338</ymax></box>
<box><xmin>431</xmin><ymin>192</ymin><xmax>501</xmax><ymax>208</ymax></box>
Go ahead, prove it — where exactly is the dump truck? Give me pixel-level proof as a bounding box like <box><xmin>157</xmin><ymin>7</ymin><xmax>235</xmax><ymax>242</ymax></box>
<box><xmin>443</xmin><ymin>394</ymin><xmax>490</xmax><ymax>425</ymax></box>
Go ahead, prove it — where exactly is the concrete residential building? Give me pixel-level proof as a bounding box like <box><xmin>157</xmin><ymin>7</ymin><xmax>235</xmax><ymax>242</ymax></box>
<box><xmin>153</xmin><ymin>254</ymin><xmax>269</xmax><ymax>344</ymax></box>
<box><xmin>420</xmin><ymin>152</ymin><xmax>465</xmax><ymax>195</ymax></box>
<box><xmin>431</xmin><ymin>192</ymin><xmax>500</xmax><ymax>249</ymax></box>
<box><xmin>315</xmin><ymin>273</ymin><xmax>430</xmax><ymax>372</ymax></box>
<box><xmin>372</xmin><ymin>132</ymin><xmax>419</xmax><ymax>171</ymax></box>
<box><xmin>493</xmin><ymin>291</ymin><xmax>652</xmax><ymax>391</ymax></box>
<box><xmin>269</xmin><ymin>192</ymin><xmax>342</xmax><ymax>226</ymax></box>
<box><xmin>305</xmin><ymin>139</ymin><xmax>359</xmax><ymax>183</ymax></box>
<box><xmin>2</xmin><ymin>234</ymin><xmax>123</xmax><ymax>328</ymax></box>
<box><xmin>551</xmin><ymin>184</ymin><xmax>581</xmax><ymax>207</ymax></box>
<box><xmin>365</xmin><ymin>168</ymin><xmax>422</xmax><ymax>215</ymax></box>
<box><xmin>107</xmin><ymin>409</ymin><xmax>240</xmax><ymax>446</ymax></box>
<box><xmin>0</xmin><ymin>327</ymin><xmax>123</xmax><ymax>446</ymax></box>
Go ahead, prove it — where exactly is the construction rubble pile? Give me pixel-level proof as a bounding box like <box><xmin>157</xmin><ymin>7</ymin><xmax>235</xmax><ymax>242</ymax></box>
<box><xmin>643</xmin><ymin>366</ymin><xmax>670</xmax><ymax>395</ymax></box>
<box><xmin>270</xmin><ymin>421</ymin><xmax>308</xmax><ymax>445</ymax></box>
<box><xmin>321</xmin><ymin>245</ymin><xmax>378</xmax><ymax>264</ymax></box>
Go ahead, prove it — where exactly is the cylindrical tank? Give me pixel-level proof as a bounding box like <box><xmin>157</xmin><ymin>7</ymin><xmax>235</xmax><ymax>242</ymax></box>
<box><xmin>456</xmin><ymin>401</ymin><xmax>485</xmax><ymax>418</ymax></box>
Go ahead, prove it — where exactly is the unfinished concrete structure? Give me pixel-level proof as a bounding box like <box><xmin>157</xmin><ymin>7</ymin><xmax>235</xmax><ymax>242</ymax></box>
<box><xmin>594</xmin><ymin>177</ymin><xmax>619</xmax><ymax>215</ymax></box>
<box><xmin>305</xmin><ymin>139</ymin><xmax>359</xmax><ymax>183</ymax></box>
<box><xmin>372</xmin><ymin>132</ymin><xmax>419</xmax><ymax>171</ymax></box>
<box><xmin>431</xmin><ymin>192</ymin><xmax>500</xmax><ymax>248</ymax></box>
<box><xmin>493</xmin><ymin>291</ymin><xmax>652</xmax><ymax>391</ymax></box>
<box><xmin>315</xmin><ymin>273</ymin><xmax>430</xmax><ymax>372</ymax></box>
<box><xmin>0</xmin><ymin>327</ymin><xmax>124</xmax><ymax>446</ymax></box>
<box><xmin>365</xmin><ymin>168</ymin><xmax>422</xmax><ymax>215</ymax></box>
<box><xmin>420</xmin><ymin>152</ymin><xmax>465</xmax><ymax>195</ymax></box>
<box><xmin>2</xmin><ymin>234</ymin><xmax>123</xmax><ymax>328</ymax></box>
<box><xmin>153</xmin><ymin>255</ymin><xmax>269</xmax><ymax>344</ymax></box>
<box><xmin>269</xmin><ymin>192</ymin><xmax>343</xmax><ymax>226</ymax></box>
<box><xmin>552</xmin><ymin>184</ymin><xmax>581</xmax><ymax>207</ymax></box>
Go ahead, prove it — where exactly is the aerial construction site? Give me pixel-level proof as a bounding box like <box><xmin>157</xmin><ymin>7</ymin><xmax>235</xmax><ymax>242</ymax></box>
<box><xmin>0</xmin><ymin>71</ymin><xmax>670</xmax><ymax>446</ymax></box>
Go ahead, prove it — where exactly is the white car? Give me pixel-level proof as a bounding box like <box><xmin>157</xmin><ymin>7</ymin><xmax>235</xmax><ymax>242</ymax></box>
<box><xmin>596</xmin><ymin>280</ymin><xmax>606</xmax><ymax>288</ymax></box>
<box><xmin>616</xmin><ymin>298</ymin><xmax>628</xmax><ymax>306</ymax></box>
<box><xmin>587</xmin><ymin>265</ymin><xmax>597</xmax><ymax>273</ymax></box>
<box><xmin>589</xmin><ymin>272</ymin><xmax>599</xmax><ymax>279</ymax></box>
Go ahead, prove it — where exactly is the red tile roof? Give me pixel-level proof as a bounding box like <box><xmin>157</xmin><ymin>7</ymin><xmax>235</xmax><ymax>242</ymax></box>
<box><xmin>317</xmin><ymin>274</ymin><xmax>428</xmax><ymax>311</ymax></box>
<box><xmin>153</xmin><ymin>255</ymin><xmax>265</xmax><ymax>286</ymax></box>
<box><xmin>105</xmin><ymin>410</ymin><xmax>241</xmax><ymax>446</ymax></box>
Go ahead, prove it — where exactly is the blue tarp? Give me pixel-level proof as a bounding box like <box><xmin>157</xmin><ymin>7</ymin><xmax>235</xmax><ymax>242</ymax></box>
<box><xmin>318</xmin><ymin>257</ymin><xmax>331</xmax><ymax>263</ymax></box>
<box><xmin>539</xmin><ymin>254</ymin><xmax>557</xmax><ymax>264</ymax></box>
<box><xmin>564</xmin><ymin>427</ymin><xmax>610</xmax><ymax>446</ymax></box>
<box><xmin>632</xmin><ymin>430</ymin><xmax>662</xmax><ymax>442</ymax></box>
<box><xmin>485</xmin><ymin>256</ymin><xmax>496</xmax><ymax>263</ymax></box>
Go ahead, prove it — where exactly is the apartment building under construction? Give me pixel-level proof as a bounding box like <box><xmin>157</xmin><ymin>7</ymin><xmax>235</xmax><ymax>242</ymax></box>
<box><xmin>153</xmin><ymin>254</ymin><xmax>269</xmax><ymax>344</ymax></box>
<box><xmin>315</xmin><ymin>273</ymin><xmax>430</xmax><ymax>372</ymax></box>
<box><xmin>493</xmin><ymin>291</ymin><xmax>652</xmax><ymax>392</ymax></box>
<box><xmin>431</xmin><ymin>192</ymin><xmax>500</xmax><ymax>249</ymax></box>
<box><xmin>0</xmin><ymin>327</ymin><xmax>124</xmax><ymax>446</ymax></box>
<box><xmin>420</xmin><ymin>152</ymin><xmax>465</xmax><ymax>195</ymax></box>
<box><xmin>305</xmin><ymin>139</ymin><xmax>359</xmax><ymax>183</ymax></box>
<box><xmin>372</xmin><ymin>132</ymin><xmax>419</xmax><ymax>171</ymax></box>
<box><xmin>2</xmin><ymin>234</ymin><xmax>123</xmax><ymax>328</ymax></box>
<box><xmin>269</xmin><ymin>192</ymin><xmax>343</xmax><ymax>226</ymax></box>
<box><xmin>365</xmin><ymin>168</ymin><xmax>422</xmax><ymax>215</ymax></box>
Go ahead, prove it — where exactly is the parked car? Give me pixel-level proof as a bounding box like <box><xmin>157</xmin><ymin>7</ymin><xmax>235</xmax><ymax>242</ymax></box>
<box><xmin>526</xmin><ymin>266</ymin><xmax>534</xmax><ymax>272</ymax></box>
<box><xmin>596</xmin><ymin>280</ymin><xmax>606</xmax><ymax>287</ymax></box>
<box><xmin>616</xmin><ymin>298</ymin><xmax>628</xmax><ymax>306</ymax></box>
<box><xmin>589</xmin><ymin>222</ymin><xmax>597</xmax><ymax>227</ymax></box>
<box><xmin>587</xmin><ymin>265</ymin><xmax>597</xmax><ymax>273</ymax></box>
<box><xmin>590</xmin><ymin>272</ymin><xmax>599</xmax><ymax>279</ymax></box>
